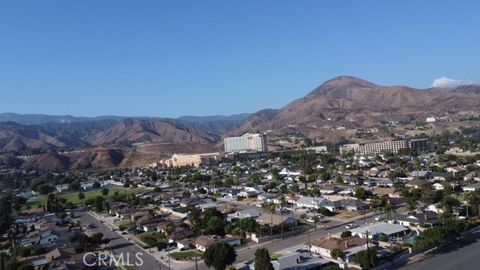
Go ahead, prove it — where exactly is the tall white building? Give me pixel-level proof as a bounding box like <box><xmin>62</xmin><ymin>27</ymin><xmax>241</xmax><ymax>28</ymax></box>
<box><xmin>224</xmin><ymin>133</ymin><xmax>267</xmax><ymax>153</ymax></box>
<box><xmin>339</xmin><ymin>140</ymin><xmax>408</xmax><ymax>155</ymax></box>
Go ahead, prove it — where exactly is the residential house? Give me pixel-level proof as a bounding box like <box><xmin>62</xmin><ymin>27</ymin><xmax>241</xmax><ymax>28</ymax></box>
<box><xmin>227</xmin><ymin>208</ymin><xmax>261</xmax><ymax>222</ymax></box>
<box><xmin>310</xmin><ymin>236</ymin><xmax>367</xmax><ymax>263</ymax></box>
<box><xmin>388</xmin><ymin>211</ymin><xmax>439</xmax><ymax>228</ymax></box>
<box><xmin>296</xmin><ymin>196</ymin><xmax>330</xmax><ymax>210</ymax></box>
<box><xmin>269</xmin><ymin>253</ymin><xmax>333</xmax><ymax>270</ymax></box>
<box><xmin>257</xmin><ymin>213</ymin><xmax>298</xmax><ymax>229</ymax></box>
<box><xmin>405</xmin><ymin>180</ymin><xmax>426</xmax><ymax>189</ymax></box>
<box><xmin>54</xmin><ymin>184</ymin><xmax>69</xmax><ymax>193</ymax></box>
<box><xmin>195</xmin><ymin>235</ymin><xmax>241</xmax><ymax>252</ymax></box>
<box><xmin>342</xmin><ymin>199</ymin><xmax>370</xmax><ymax>211</ymax></box>
<box><xmin>409</xmin><ymin>171</ymin><xmax>432</xmax><ymax>179</ymax></box>
<box><xmin>372</xmin><ymin>187</ymin><xmax>401</xmax><ymax>198</ymax></box>
<box><xmin>350</xmin><ymin>223</ymin><xmax>410</xmax><ymax>240</ymax></box>
<box><xmin>318</xmin><ymin>185</ymin><xmax>341</xmax><ymax>195</ymax></box>
<box><xmin>463</xmin><ymin>182</ymin><xmax>480</xmax><ymax>193</ymax></box>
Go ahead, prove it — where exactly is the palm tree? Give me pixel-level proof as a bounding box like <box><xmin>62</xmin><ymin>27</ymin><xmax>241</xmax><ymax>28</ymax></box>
<box><xmin>263</xmin><ymin>203</ymin><xmax>276</xmax><ymax>238</ymax></box>
<box><xmin>383</xmin><ymin>202</ymin><xmax>395</xmax><ymax>220</ymax></box>
<box><xmin>279</xmin><ymin>196</ymin><xmax>287</xmax><ymax>239</ymax></box>
<box><xmin>465</xmin><ymin>191</ymin><xmax>480</xmax><ymax>217</ymax></box>
<box><xmin>407</xmin><ymin>198</ymin><xmax>418</xmax><ymax>213</ymax></box>
<box><xmin>165</xmin><ymin>222</ymin><xmax>175</xmax><ymax>270</ymax></box>
<box><xmin>188</xmin><ymin>208</ymin><xmax>202</xmax><ymax>270</ymax></box>
<box><xmin>414</xmin><ymin>159</ymin><xmax>421</xmax><ymax>180</ymax></box>
<box><xmin>312</xmin><ymin>215</ymin><xmax>320</xmax><ymax>231</ymax></box>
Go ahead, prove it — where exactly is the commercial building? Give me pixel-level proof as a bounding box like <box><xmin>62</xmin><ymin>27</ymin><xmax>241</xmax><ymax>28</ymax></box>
<box><xmin>224</xmin><ymin>133</ymin><xmax>267</xmax><ymax>153</ymax></box>
<box><xmin>408</xmin><ymin>138</ymin><xmax>434</xmax><ymax>152</ymax></box>
<box><xmin>159</xmin><ymin>152</ymin><xmax>221</xmax><ymax>168</ymax></box>
<box><xmin>339</xmin><ymin>140</ymin><xmax>408</xmax><ymax>155</ymax></box>
<box><xmin>339</xmin><ymin>138</ymin><xmax>434</xmax><ymax>155</ymax></box>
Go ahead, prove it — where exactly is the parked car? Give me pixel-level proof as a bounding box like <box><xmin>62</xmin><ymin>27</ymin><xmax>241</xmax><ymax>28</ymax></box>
<box><xmin>345</xmin><ymin>223</ymin><xmax>357</xmax><ymax>229</ymax></box>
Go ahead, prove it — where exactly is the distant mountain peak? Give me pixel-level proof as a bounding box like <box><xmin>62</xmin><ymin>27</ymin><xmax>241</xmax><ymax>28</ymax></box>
<box><xmin>309</xmin><ymin>76</ymin><xmax>377</xmax><ymax>96</ymax></box>
<box><xmin>324</xmin><ymin>76</ymin><xmax>377</xmax><ymax>87</ymax></box>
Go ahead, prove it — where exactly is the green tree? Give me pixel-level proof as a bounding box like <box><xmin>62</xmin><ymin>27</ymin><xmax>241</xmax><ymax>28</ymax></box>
<box><xmin>17</xmin><ymin>264</ymin><xmax>34</xmax><ymax>270</ymax></box>
<box><xmin>383</xmin><ymin>202</ymin><xmax>395</xmax><ymax>220</ymax></box>
<box><xmin>69</xmin><ymin>181</ymin><xmax>81</xmax><ymax>192</ymax></box>
<box><xmin>204</xmin><ymin>243</ymin><xmax>237</xmax><ymax>270</ymax></box>
<box><xmin>94</xmin><ymin>196</ymin><xmax>104</xmax><ymax>212</ymax></box>
<box><xmin>0</xmin><ymin>196</ymin><xmax>13</xmax><ymax>235</ymax></box>
<box><xmin>205</xmin><ymin>216</ymin><xmax>225</xmax><ymax>236</ymax></box>
<box><xmin>78</xmin><ymin>192</ymin><xmax>85</xmax><ymax>200</ymax></box>
<box><xmin>101</xmin><ymin>188</ymin><xmax>109</xmax><ymax>196</ymax></box>
<box><xmin>239</xmin><ymin>218</ymin><xmax>259</xmax><ymax>233</ymax></box>
<box><xmin>317</xmin><ymin>207</ymin><xmax>334</xmax><ymax>216</ymax></box>
<box><xmin>263</xmin><ymin>203</ymin><xmax>276</xmax><ymax>237</ymax></box>
<box><xmin>355</xmin><ymin>187</ymin><xmax>367</xmax><ymax>200</ymax></box>
<box><xmin>254</xmin><ymin>248</ymin><xmax>274</xmax><ymax>270</ymax></box>
<box><xmin>92</xmin><ymin>181</ymin><xmax>101</xmax><ymax>189</ymax></box>
<box><xmin>340</xmin><ymin>231</ymin><xmax>352</xmax><ymax>238</ymax></box>
<box><xmin>0</xmin><ymin>252</ymin><xmax>5</xmax><ymax>270</ymax></box>
<box><xmin>354</xmin><ymin>250</ymin><xmax>379</xmax><ymax>270</ymax></box>
<box><xmin>331</xmin><ymin>248</ymin><xmax>343</xmax><ymax>260</ymax></box>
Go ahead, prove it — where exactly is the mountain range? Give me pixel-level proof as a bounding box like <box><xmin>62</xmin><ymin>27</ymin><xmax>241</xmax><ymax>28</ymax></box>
<box><xmin>1</xmin><ymin>76</ymin><xmax>479</xmax><ymax>170</ymax></box>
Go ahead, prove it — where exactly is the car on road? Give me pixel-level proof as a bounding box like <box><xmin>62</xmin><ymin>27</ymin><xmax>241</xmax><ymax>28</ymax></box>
<box><xmin>374</xmin><ymin>215</ymin><xmax>384</xmax><ymax>221</ymax></box>
<box><xmin>87</xmin><ymin>224</ymin><xmax>97</xmax><ymax>229</ymax></box>
<box><xmin>345</xmin><ymin>223</ymin><xmax>357</xmax><ymax>229</ymax></box>
<box><xmin>163</xmin><ymin>246</ymin><xmax>176</xmax><ymax>252</ymax></box>
<box><xmin>306</xmin><ymin>215</ymin><xmax>321</xmax><ymax>223</ymax></box>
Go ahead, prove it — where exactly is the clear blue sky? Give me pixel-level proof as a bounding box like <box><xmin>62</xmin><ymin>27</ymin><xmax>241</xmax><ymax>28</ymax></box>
<box><xmin>0</xmin><ymin>0</ymin><xmax>479</xmax><ymax>118</ymax></box>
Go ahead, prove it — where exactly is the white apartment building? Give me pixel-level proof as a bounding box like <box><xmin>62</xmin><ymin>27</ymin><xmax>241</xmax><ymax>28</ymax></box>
<box><xmin>224</xmin><ymin>133</ymin><xmax>267</xmax><ymax>153</ymax></box>
<box><xmin>339</xmin><ymin>140</ymin><xmax>408</xmax><ymax>155</ymax></box>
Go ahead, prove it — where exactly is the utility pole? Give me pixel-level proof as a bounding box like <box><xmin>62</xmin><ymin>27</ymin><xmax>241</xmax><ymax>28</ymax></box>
<box><xmin>281</xmin><ymin>207</ymin><xmax>284</xmax><ymax>240</ymax></box>
<box><xmin>194</xmin><ymin>250</ymin><xmax>198</xmax><ymax>270</ymax></box>
<box><xmin>365</xmin><ymin>230</ymin><xmax>371</xmax><ymax>270</ymax></box>
<box><xmin>168</xmin><ymin>249</ymin><xmax>171</xmax><ymax>270</ymax></box>
<box><xmin>307</xmin><ymin>223</ymin><xmax>311</xmax><ymax>256</ymax></box>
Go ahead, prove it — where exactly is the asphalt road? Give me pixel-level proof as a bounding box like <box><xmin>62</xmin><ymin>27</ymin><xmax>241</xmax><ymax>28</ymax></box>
<box><xmin>234</xmin><ymin>212</ymin><xmax>378</xmax><ymax>266</ymax></box>
<box><xmin>77</xmin><ymin>210</ymin><xmax>169</xmax><ymax>270</ymax></box>
<box><xmin>401</xmin><ymin>229</ymin><xmax>480</xmax><ymax>270</ymax></box>
<box><xmin>76</xmin><ymin>209</ymin><xmax>377</xmax><ymax>270</ymax></box>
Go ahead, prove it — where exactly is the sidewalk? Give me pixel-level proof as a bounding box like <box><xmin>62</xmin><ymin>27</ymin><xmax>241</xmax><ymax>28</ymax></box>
<box><xmin>87</xmin><ymin>211</ymin><xmax>198</xmax><ymax>269</ymax></box>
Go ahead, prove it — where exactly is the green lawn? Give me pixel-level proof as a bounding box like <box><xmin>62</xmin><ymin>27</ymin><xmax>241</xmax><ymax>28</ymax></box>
<box><xmin>270</xmin><ymin>253</ymin><xmax>282</xmax><ymax>260</ymax></box>
<box><xmin>170</xmin><ymin>250</ymin><xmax>203</xmax><ymax>261</ymax></box>
<box><xmin>26</xmin><ymin>187</ymin><xmax>142</xmax><ymax>209</ymax></box>
<box><xmin>117</xmin><ymin>220</ymin><xmax>136</xmax><ymax>231</ymax></box>
<box><xmin>64</xmin><ymin>187</ymin><xmax>141</xmax><ymax>205</ymax></box>
<box><xmin>137</xmin><ymin>232</ymin><xmax>167</xmax><ymax>248</ymax></box>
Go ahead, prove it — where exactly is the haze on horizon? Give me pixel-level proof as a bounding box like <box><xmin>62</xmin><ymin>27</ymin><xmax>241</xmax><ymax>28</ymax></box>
<box><xmin>1</xmin><ymin>0</ymin><xmax>479</xmax><ymax>118</ymax></box>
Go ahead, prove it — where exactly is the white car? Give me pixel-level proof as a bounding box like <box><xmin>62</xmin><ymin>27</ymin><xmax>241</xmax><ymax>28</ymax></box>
<box><xmin>345</xmin><ymin>223</ymin><xmax>357</xmax><ymax>229</ymax></box>
<box><xmin>374</xmin><ymin>215</ymin><xmax>384</xmax><ymax>221</ymax></box>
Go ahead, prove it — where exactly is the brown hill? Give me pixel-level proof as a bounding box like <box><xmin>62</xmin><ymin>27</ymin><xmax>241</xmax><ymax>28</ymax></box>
<box><xmin>0</xmin><ymin>119</ymin><xmax>216</xmax><ymax>153</ymax></box>
<box><xmin>0</xmin><ymin>118</ymin><xmax>219</xmax><ymax>170</ymax></box>
<box><xmin>232</xmin><ymin>76</ymin><xmax>480</xmax><ymax>138</ymax></box>
<box><xmin>21</xmin><ymin>153</ymin><xmax>71</xmax><ymax>171</ymax></box>
<box><xmin>88</xmin><ymin>119</ymin><xmax>217</xmax><ymax>145</ymax></box>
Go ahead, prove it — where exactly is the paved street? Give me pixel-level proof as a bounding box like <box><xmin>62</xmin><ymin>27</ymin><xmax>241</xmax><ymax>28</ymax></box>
<box><xmin>77</xmin><ymin>210</ymin><xmax>171</xmax><ymax>270</ymax></box>
<box><xmin>233</xmin><ymin>212</ymin><xmax>378</xmax><ymax>267</ymax></box>
<box><xmin>76</xmin><ymin>209</ymin><xmax>378</xmax><ymax>270</ymax></box>
<box><xmin>400</xmin><ymin>229</ymin><xmax>480</xmax><ymax>270</ymax></box>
